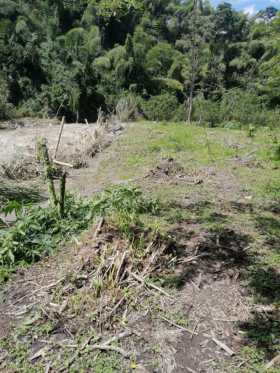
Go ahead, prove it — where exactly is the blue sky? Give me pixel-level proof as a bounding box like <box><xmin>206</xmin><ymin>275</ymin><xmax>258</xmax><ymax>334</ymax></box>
<box><xmin>212</xmin><ymin>0</ymin><xmax>280</xmax><ymax>15</ymax></box>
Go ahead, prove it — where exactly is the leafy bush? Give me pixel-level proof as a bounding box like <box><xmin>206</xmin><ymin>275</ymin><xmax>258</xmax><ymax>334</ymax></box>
<box><xmin>172</xmin><ymin>104</ymin><xmax>186</xmax><ymax>122</ymax></box>
<box><xmin>91</xmin><ymin>185</ymin><xmax>160</xmax><ymax>239</ymax></box>
<box><xmin>0</xmin><ymin>195</ymin><xmax>95</xmax><ymax>267</ymax></box>
<box><xmin>92</xmin><ymin>185</ymin><xmax>159</xmax><ymax>216</ymax></box>
<box><xmin>223</xmin><ymin>121</ymin><xmax>242</xmax><ymax>130</ymax></box>
<box><xmin>193</xmin><ymin>95</ymin><xmax>221</xmax><ymax>126</ymax></box>
<box><xmin>140</xmin><ymin>93</ymin><xmax>182</xmax><ymax>122</ymax></box>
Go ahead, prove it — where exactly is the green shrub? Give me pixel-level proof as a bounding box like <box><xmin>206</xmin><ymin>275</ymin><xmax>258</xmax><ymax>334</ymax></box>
<box><xmin>193</xmin><ymin>89</ymin><xmax>280</xmax><ymax>128</ymax></box>
<box><xmin>193</xmin><ymin>95</ymin><xmax>221</xmax><ymax>126</ymax></box>
<box><xmin>92</xmin><ymin>185</ymin><xmax>159</xmax><ymax>217</ymax></box>
<box><xmin>172</xmin><ymin>104</ymin><xmax>186</xmax><ymax>122</ymax></box>
<box><xmin>0</xmin><ymin>186</ymin><xmax>159</xmax><ymax>282</ymax></box>
<box><xmin>140</xmin><ymin>93</ymin><xmax>181</xmax><ymax>122</ymax></box>
<box><xmin>0</xmin><ymin>195</ymin><xmax>95</xmax><ymax>268</ymax></box>
<box><xmin>223</xmin><ymin>121</ymin><xmax>242</xmax><ymax>129</ymax></box>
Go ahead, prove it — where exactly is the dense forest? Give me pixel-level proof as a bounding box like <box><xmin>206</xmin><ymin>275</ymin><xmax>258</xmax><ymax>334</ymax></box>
<box><xmin>0</xmin><ymin>0</ymin><xmax>279</xmax><ymax>126</ymax></box>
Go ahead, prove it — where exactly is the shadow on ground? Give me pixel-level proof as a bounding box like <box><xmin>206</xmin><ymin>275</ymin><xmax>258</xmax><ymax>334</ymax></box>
<box><xmin>161</xmin><ymin>199</ymin><xmax>280</xmax><ymax>365</ymax></box>
<box><xmin>239</xmin><ymin>308</ymin><xmax>280</xmax><ymax>360</ymax></box>
<box><xmin>163</xmin><ymin>218</ymin><xmax>252</xmax><ymax>290</ymax></box>
<box><xmin>256</xmin><ymin>214</ymin><xmax>280</xmax><ymax>249</ymax></box>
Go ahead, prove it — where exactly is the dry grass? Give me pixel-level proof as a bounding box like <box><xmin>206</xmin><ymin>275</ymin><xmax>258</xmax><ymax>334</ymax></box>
<box><xmin>0</xmin><ymin>156</ymin><xmax>40</xmax><ymax>180</ymax></box>
<box><xmin>0</xmin><ymin>218</ymin><xmax>179</xmax><ymax>371</ymax></box>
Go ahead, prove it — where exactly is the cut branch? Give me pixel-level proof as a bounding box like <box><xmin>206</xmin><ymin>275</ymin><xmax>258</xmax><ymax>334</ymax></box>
<box><xmin>54</xmin><ymin>116</ymin><xmax>65</xmax><ymax>159</ymax></box>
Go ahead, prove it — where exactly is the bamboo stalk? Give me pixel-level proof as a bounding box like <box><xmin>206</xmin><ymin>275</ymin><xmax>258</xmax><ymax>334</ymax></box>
<box><xmin>36</xmin><ymin>139</ymin><xmax>58</xmax><ymax>206</ymax></box>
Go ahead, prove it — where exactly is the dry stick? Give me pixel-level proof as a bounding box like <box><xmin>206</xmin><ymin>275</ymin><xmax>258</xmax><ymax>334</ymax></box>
<box><xmin>59</xmin><ymin>335</ymin><xmax>101</xmax><ymax>372</ymax></box>
<box><xmin>93</xmin><ymin>217</ymin><xmax>104</xmax><ymax>239</ymax></box>
<box><xmin>210</xmin><ymin>332</ymin><xmax>235</xmax><ymax>356</ymax></box>
<box><xmin>265</xmin><ymin>354</ymin><xmax>280</xmax><ymax>370</ymax></box>
<box><xmin>98</xmin><ymin>330</ymin><xmax>132</xmax><ymax>346</ymax></box>
<box><xmin>159</xmin><ymin>316</ymin><xmax>198</xmax><ymax>336</ymax></box>
<box><xmin>91</xmin><ymin>344</ymin><xmax>131</xmax><ymax>358</ymax></box>
<box><xmin>53</xmin><ymin>160</ymin><xmax>73</xmax><ymax>168</ymax></box>
<box><xmin>54</xmin><ymin>116</ymin><xmax>65</xmax><ymax>159</ymax></box>
<box><xmin>186</xmin><ymin>367</ymin><xmax>198</xmax><ymax>373</ymax></box>
<box><xmin>191</xmin><ymin>320</ymin><xmax>200</xmax><ymax>339</ymax></box>
<box><xmin>44</xmin><ymin>363</ymin><xmax>51</xmax><ymax>373</ymax></box>
<box><xmin>59</xmin><ymin>334</ymin><xmax>102</xmax><ymax>372</ymax></box>
<box><xmin>106</xmin><ymin>297</ymin><xmax>126</xmax><ymax>321</ymax></box>
<box><xmin>12</xmin><ymin>278</ymin><xmax>64</xmax><ymax>306</ymax></box>
<box><xmin>63</xmin><ymin>330</ymin><xmax>133</xmax><ymax>370</ymax></box>
<box><xmin>55</xmin><ymin>100</ymin><xmax>65</xmax><ymax>118</ymax></box>
<box><xmin>115</xmin><ymin>251</ymin><xmax>127</xmax><ymax>282</ymax></box>
<box><xmin>129</xmin><ymin>271</ymin><xmax>173</xmax><ymax>299</ymax></box>
<box><xmin>90</xmin><ymin>330</ymin><xmax>132</xmax><ymax>358</ymax></box>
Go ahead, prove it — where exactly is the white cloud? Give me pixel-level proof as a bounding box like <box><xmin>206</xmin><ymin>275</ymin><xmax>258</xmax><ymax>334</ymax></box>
<box><xmin>243</xmin><ymin>4</ymin><xmax>257</xmax><ymax>16</ymax></box>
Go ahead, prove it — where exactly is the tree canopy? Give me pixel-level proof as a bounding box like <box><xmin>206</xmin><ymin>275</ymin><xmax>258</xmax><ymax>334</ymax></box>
<box><xmin>0</xmin><ymin>0</ymin><xmax>279</xmax><ymax>124</ymax></box>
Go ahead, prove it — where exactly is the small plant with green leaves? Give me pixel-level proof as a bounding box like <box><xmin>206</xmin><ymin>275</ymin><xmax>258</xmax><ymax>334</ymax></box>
<box><xmin>248</xmin><ymin>124</ymin><xmax>256</xmax><ymax>138</ymax></box>
<box><xmin>0</xmin><ymin>194</ymin><xmax>95</xmax><ymax>282</ymax></box>
<box><xmin>91</xmin><ymin>185</ymin><xmax>160</xmax><ymax>236</ymax></box>
<box><xmin>0</xmin><ymin>185</ymin><xmax>160</xmax><ymax>283</ymax></box>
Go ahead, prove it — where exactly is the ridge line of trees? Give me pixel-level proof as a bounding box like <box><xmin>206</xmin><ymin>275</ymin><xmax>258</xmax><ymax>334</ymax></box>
<box><xmin>0</xmin><ymin>0</ymin><xmax>279</xmax><ymax>126</ymax></box>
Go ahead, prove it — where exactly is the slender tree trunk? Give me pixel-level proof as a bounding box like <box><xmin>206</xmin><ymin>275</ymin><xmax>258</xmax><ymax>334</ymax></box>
<box><xmin>187</xmin><ymin>80</ymin><xmax>194</xmax><ymax>124</ymax></box>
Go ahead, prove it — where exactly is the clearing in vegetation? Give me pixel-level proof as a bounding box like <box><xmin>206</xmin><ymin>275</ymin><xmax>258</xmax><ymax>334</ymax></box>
<box><xmin>0</xmin><ymin>122</ymin><xmax>280</xmax><ymax>372</ymax></box>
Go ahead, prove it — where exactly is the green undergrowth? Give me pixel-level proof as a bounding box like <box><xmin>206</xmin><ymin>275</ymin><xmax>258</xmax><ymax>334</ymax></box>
<box><xmin>0</xmin><ymin>185</ymin><xmax>160</xmax><ymax>284</ymax></box>
<box><xmin>0</xmin><ymin>195</ymin><xmax>95</xmax><ymax>283</ymax></box>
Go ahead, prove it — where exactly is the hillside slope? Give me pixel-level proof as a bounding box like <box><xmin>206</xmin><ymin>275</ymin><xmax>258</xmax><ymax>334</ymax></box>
<box><xmin>0</xmin><ymin>122</ymin><xmax>280</xmax><ymax>372</ymax></box>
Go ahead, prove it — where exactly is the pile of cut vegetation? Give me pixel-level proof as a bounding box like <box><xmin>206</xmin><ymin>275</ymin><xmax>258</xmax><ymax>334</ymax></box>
<box><xmin>0</xmin><ymin>116</ymin><xmax>120</xmax><ymax>181</ymax></box>
<box><xmin>147</xmin><ymin>158</ymin><xmax>204</xmax><ymax>185</ymax></box>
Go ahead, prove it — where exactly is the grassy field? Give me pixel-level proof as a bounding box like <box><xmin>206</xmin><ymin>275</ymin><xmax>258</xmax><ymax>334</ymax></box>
<box><xmin>91</xmin><ymin>121</ymin><xmax>280</xmax><ymax>371</ymax></box>
<box><xmin>0</xmin><ymin>121</ymin><xmax>280</xmax><ymax>372</ymax></box>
